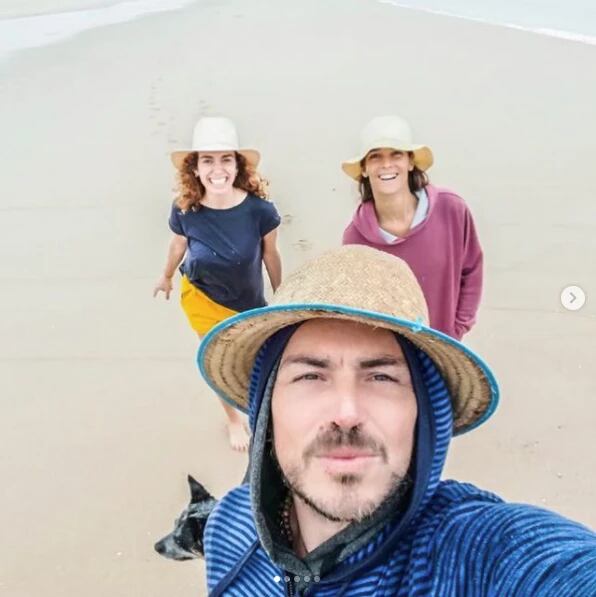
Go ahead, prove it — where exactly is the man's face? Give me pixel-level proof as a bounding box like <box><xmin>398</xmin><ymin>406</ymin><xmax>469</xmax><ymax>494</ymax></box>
<box><xmin>271</xmin><ymin>319</ymin><xmax>417</xmax><ymax>523</ymax></box>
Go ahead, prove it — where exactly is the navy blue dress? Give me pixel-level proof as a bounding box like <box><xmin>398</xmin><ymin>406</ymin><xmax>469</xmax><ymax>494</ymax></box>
<box><xmin>169</xmin><ymin>194</ymin><xmax>281</xmax><ymax>312</ymax></box>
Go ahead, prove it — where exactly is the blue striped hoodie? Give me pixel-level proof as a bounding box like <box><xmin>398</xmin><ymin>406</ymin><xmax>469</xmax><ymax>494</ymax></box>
<box><xmin>204</xmin><ymin>333</ymin><xmax>596</xmax><ymax>596</ymax></box>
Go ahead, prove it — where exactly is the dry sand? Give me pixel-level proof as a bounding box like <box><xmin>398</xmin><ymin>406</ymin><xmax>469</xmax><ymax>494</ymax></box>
<box><xmin>1</xmin><ymin>0</ymin><xmax>595</xmax><ymax>595</ymax></box>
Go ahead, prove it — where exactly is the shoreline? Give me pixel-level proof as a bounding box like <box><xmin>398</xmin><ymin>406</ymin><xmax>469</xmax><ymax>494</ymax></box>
<box><xmin>2</xmin><ymin>0</ymin><xmax>596</xmax><ymax>63</ymax></box>
<box><xmin>378</xmin><ymin>0</ymin><xmax>596</xmax><ymax>46</ymax></box>
<box><xmin>0</xmin><ymin>0</ymin><xmax>196</xmax><ymax>58</ymax></box>
<box><xmin>0</xmin><ymin>0</ymin><xmax>123</xmax><ymax>19</ymax></box>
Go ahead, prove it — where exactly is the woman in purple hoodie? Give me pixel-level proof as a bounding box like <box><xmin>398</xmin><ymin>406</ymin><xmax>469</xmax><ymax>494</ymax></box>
<box><xmin>342</xmin><ymin>115</ymin><xmax>482</xmax><ymax>340</ymax></box>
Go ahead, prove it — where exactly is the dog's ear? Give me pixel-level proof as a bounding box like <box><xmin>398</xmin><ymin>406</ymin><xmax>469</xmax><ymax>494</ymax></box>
<box><xmin>187</xmin><ymin>475</ymin><xmax>212</xmax><ymax>503</ymax></box>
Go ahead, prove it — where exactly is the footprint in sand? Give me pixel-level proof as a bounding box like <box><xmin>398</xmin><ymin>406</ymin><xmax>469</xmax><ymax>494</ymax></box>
<box><xmin>148</xmin><ymin>78</ymin><xmax>162</xmax><ymax>126</ymax></box>
<box><xmin>148</xmin><ymin>77</ymin><xmax>174</xmax><ymax>140</ymax></box>
<box><xmin>197</xmin><ymin>99</ymin><xmax>214</xmax><ymax>116</ymax></box>
<box><xmin>281</xmin><ymin>214</ymin><xmax>294</xmax><ymax>226</ymax></box>
<box><xmin>293</xmin><ymin>239</ymin><xmax>312</xmax><ymax>251</ymax></box>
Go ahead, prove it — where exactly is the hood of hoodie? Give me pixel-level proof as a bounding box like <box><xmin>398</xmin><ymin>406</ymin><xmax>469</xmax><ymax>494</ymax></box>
<box><xmin>350</xmin><ymin>186</ymin><xmax>435</xmax><ymax>246</ymax></box>
<box><xmin>245</xmin><ymin>324</ymin><xmax>454</xmax><ymax>587</ymax></box>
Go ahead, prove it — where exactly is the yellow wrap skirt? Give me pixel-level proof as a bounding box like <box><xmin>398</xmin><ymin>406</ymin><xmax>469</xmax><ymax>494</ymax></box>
<box><xmin>180</xmin><ymin>275</ymin><xmax>238</xmax><ymax>336</ymax></box>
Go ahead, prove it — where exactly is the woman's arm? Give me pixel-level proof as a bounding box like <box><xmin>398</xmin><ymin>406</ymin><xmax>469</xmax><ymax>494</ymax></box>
<box><xmin>153</xmin><ymin>233</ymin><xmax>188</xmax><ymax>300</ymax></box>
<box><xmin>262</xmin><ymin>228</ymin><xmax>282</xmax><ymax>292</ymax></box>
<box><xmin>454</xmin><ymin>209</ymin><xmax>483</xmax><ymax>338</ymax></box>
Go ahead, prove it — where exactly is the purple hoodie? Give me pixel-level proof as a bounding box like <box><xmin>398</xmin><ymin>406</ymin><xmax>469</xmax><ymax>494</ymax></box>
<box><xmin>342</xmin><ymin>184</ymin><xmax>483</xmax><ymax>339</ymax></box>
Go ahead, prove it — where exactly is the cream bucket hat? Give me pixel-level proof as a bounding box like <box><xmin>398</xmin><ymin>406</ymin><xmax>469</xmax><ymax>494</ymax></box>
<box><xmin>342</xmin><ymin>115</ymin><xmax>434</xmax><ymax>179</ymax></box>
<box><xmin>197</xmin><ymin>245</ymin><xmax>499</xmax><ymax>436</ymax></box>
<box><xmin>170</xmin><ymin>116</ymin><xmax>260</xmax><ymax>170</ymax></box>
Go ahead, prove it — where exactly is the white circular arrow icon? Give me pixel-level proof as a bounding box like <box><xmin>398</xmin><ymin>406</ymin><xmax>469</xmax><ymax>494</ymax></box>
<box><xmin>560</xmin><ymin>285</ymin><xmax>586</xmax><ymax>311</ymax></box>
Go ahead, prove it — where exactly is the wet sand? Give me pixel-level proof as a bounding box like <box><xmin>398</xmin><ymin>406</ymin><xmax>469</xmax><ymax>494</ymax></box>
<box><xmin>1</xmin><ymin>0</ymin><xmax>595</xmax><ymax>594</ymax></box>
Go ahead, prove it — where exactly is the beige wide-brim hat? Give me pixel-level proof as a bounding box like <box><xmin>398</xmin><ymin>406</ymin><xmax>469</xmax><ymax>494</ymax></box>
<box><xmin>170</xmin><ymin>116</ymin><xmax>260</xmax><ymax>170</ymax></box>
<box><xmin>197</xmin><ymin>246</ymin><xmax>499</xmax><ymax>436</ymax></box>
<box><xmin>342</xmin><ymin>115</ymin><xmax>434</xmax><ymax>180</ymax></box>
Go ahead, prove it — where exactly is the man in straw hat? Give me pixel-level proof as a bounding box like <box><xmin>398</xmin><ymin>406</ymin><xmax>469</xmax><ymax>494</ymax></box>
<box><xmin>196</xmin><ymin>246</ymin><xmax>595</xmax><ymax>595</ymax></box>
<box><xmin>342</xmin><ymin>115</ymin><xmax>483</xmax><ymax>340</ymax></box>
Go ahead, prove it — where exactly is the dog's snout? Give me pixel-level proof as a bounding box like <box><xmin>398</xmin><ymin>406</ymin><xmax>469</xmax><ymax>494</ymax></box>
<box><xmin>154</xmin><ymin>539</ymin><xmax>166</xmax><ymax>554</ymax></box>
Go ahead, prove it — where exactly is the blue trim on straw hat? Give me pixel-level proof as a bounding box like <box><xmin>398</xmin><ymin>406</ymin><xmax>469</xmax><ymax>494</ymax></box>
<box><xmin>196</xmin><ymin>303</ymin><xmax>499</xmax><ymax>436</ymax></box>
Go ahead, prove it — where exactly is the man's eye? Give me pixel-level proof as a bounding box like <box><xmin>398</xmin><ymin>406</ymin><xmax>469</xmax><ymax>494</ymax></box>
<box><xmin>370</xmin><ymin>373</ymin><xmax>398</xmax><ymax>382</ymax></box>
<box><xmin>293</xmin><ymin>373</ymin><xmax>321</xmax><ymax>382</ymax></box>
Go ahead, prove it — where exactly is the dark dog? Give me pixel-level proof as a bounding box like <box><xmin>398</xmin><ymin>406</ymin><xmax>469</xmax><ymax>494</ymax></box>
<box><xmin>154</xmin><ymin>475</ymin><xmax>217</xmax><ymax>561</ymax></box>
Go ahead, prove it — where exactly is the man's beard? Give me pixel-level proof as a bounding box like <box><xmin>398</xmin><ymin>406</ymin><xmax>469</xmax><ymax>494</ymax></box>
<box><xmin>274</xmin><ymin>423</ymin><xmax>412</xmax><ymax>523</ymax></box>
<box><xmin>285</xmin><ymin>468</ymin><xmax>412</xmax><ymax>523</ymax></box>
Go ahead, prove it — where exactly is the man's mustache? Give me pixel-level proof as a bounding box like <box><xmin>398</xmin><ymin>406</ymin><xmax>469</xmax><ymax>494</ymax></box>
<box><xmin>303</xmin><ymin>424</ymin><xmax>387</xmax><ymax>463</ymax></box>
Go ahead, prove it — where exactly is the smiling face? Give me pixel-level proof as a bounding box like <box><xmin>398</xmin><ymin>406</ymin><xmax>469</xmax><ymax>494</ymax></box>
<box><xmin>362</xmin><ymin>147</ymin><xmax>414</xmax><ymax>197</ymax></box>
<box><xmin>195</xmin><ymin>151</ymin><xmax>238</xmax><ymax>195</ymax></box>
<box><xmin>271</xmin><ymin>319</ymin><xmax>417</xmax><ymax>523</ymax></box>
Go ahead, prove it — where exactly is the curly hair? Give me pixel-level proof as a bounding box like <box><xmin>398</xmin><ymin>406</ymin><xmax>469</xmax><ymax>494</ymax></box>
<box><xmin>358</xmin><ymin>152</ymin><xmax>429</xmax><ymax>203</ymax></box>
<box><xmin>175</xmin><ymin>152</ymin><xmax>269</xmax><ymax>211</ymax></box>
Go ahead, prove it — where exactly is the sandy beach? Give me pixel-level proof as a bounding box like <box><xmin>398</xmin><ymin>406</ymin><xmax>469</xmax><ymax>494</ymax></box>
<box><xmin>1</xmin><ymin>0</ymin><xmax>595</xmax><ymax>595</ymax></box>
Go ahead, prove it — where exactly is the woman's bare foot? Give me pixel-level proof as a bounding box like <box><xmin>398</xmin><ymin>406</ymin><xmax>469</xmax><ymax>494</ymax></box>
<box><xmin>217</xmin><ymin>396</ymin><xmax>251</xmax><ymax>451</ymax></box>
<box><xmin>226</xmin><ymin>420</ymin><xmax>250</xmax><ymax>452</ymax></box>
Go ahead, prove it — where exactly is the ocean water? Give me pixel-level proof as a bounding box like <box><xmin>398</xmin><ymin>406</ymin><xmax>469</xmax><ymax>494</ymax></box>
<box><xmin>378</xmin><ymin>0</ymin><xmax>596</xmax><ymax>45</ymax></box>
<box><xmin>0</xmin><ymin>0</ymin><xmax>196</xmax><ymax>59</ymax></box>
<box><xmin>1</xmin><ymin>0</ymin><xmax>595</xmax><ymax>63</ymax></box>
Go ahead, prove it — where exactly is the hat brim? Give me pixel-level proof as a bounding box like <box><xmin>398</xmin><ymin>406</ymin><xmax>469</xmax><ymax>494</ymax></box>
<box><xmin>197</xmin><ymin>303</ymin><xmax>499</xmax><ymax>436</ymax></box>
<box><xmin>342</xmin><ymin>145</ymin><xmax>434</xmax><ymax>180</ymax></box>
<box><xmin>170</xmin><ymin>148</ymin><xmax>260</xmax><ymax>170</ymax></box>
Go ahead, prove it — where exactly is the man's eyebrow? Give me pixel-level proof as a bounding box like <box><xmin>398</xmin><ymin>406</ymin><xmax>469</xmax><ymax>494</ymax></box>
<box><xmin>359</xmin><ymin>355</ymin><xmax>406</xmax><ymax>369</ymax></box>
<box><xmin>280</xmin><ymin>355</ymin><xmax>331</xmax><ymax>369</ymax></box>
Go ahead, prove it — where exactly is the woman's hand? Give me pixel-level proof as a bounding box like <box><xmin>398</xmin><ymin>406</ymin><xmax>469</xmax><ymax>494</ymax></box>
<box><xmin>153</xmin><ymin>275</ymin><xmax>174</xmax><ymax>300</ymax></box>
<box><xmin>262</xmin><ymin>228</ymin><xmax>282</xmax><ymax>292</ymax></box>
<box><xmin>154</xmin><ymin>234</ymin><xmax>187</xmax><ymax>300</ymax></box>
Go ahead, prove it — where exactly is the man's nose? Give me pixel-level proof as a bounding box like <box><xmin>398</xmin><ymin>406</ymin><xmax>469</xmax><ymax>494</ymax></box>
<box><xmin>331</xmin><ymin>387</ymin><xmax>364</xmax><ymax>429</ymax></box>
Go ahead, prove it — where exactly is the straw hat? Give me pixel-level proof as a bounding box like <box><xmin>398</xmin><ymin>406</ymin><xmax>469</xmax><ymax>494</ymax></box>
<box><xmin>198</xmin><ymin>246</ymin><xmax>499</xmax><ymax>436</ymax></box>
<box><xmin>341</xmin><ymin>115</ymin><xmax>434</xmax><ymax>179</ymax></box>
<box><xmin>170</xmin><ymin>116</ymin><xmax>260</xmax><ymax>170</ymax></box>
